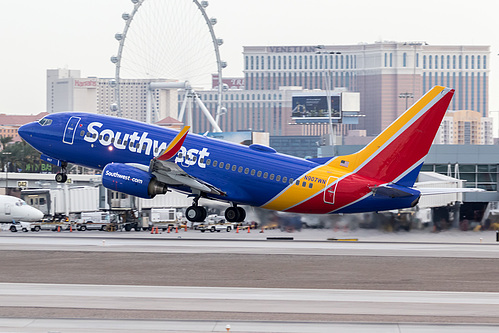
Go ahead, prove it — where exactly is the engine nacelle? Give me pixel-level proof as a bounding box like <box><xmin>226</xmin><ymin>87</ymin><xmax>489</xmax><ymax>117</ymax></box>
<box><xmin>102</xmin><ymin>163</ymin><xmax>167</xmax><ymax>199</ymax></box>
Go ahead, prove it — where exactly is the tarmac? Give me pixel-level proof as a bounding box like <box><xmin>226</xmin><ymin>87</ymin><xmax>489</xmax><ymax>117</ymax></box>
<box><xmin>1</xmin><ymin>228</ymin><xmax>499</xmax><ymax>332</ymax></box>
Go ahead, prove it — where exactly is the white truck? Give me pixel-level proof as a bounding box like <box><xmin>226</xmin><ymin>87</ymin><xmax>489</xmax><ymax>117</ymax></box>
<box><xmin>8</xmin><ymin>221</ymin><xmax>34</xmax><ymax>232</ymax></box>
<box><xmin>76</xmin><ymin>211</ymin><xmax>118</xmax><ymax>231</ymax></box>
<box><xmin>194</xmin><ymin>215</ymin><xmax>233</xmax><ymax>232</ymax></box>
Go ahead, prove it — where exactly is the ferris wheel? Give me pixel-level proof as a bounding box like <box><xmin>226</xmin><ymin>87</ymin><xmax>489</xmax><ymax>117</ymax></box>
<box><xmin>110</xmin><ymin>0</ymin><xmax>226</xmax><ymax>131</ymax></box>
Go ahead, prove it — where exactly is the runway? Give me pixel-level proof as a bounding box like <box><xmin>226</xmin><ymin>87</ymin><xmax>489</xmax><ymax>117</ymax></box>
<box><xmin>1</xmin><ymin>230</ymin><xmax>499</xmax><ymax>332</ymax></box>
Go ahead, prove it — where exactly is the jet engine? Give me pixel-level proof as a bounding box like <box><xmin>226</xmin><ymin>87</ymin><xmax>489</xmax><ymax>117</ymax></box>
<box><xmin>102</xmin><ymin>163</ymin><xmax>167</xmax><ymax>199</ymax></box>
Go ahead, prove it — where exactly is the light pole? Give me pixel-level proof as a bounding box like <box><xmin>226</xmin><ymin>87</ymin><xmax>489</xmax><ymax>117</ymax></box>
<box><xmin>399</xmin><ymin>92</ymin><xmax>414</xmax><ymax>110</ymax></box>
<box><xmin>315</xmin><ymin>46</ymin><xmax>341</xmax><ymax>147</ymax></box>
<box><xmin>1</xmin><ymin>151</ymin><xmax>11</xmax><ymax>192</ymax></box>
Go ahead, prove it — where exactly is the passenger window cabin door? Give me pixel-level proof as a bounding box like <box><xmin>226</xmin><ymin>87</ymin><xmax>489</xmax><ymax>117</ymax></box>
<box><xmin>63</xmin><ymin>116</ymin><xmax>81</xmax><ymax>145</ymax></box>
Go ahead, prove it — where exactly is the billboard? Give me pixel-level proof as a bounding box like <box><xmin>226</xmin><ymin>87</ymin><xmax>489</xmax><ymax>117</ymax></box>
<box><xmin>292</xmin><ymin>95</ymin><xmax>341</xmax><ymax>120</ymax></box>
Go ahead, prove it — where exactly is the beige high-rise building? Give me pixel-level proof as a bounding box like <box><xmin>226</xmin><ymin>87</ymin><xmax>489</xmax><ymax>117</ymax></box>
<box><xmin>46</xmin><ymin>69</ymin><xmax>178</xmax><ymax>123</ymax></box>
<box><xmin>242</xmin><ymin>42</ymin><xmax>490</xmax><ymax>136</ymax></box>
<box><xmin>435</xmin><ymin>110</ymin><xmax>493</xmax><ymax>145</ymax></box>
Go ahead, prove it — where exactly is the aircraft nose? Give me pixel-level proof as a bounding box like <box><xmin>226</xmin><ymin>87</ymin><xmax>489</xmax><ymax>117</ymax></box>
<box><xmin>30</xmin><ymin>207</ymin><xmax>44</xmax><ymax>221</ymax></box>
<box><xmin>18</xmin><ymin>122</ymin><xmax>37</xmax><ymax>141</ymax></box>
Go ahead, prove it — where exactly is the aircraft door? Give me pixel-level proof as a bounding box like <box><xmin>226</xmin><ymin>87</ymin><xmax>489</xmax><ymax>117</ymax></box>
<box><xmin>5</xmin><ymin>203</ymin><xmax>11</xmax><ymax>215</ymax></box>
<box><xmin>324</xmin><ymin>176</ymin><xmax>338</xmax><ymax>205</ymax></box>
<box><xmin>63</xmin><ymin>116</ymin><xmax>81</xmax><ymax>145</ymax></box>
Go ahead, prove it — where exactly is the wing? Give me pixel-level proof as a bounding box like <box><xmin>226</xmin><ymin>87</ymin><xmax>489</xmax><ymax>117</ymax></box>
<box><xmin>148</xmin><ymin>158</ymin><xmax>225</xmax><ymax>196</ymax></box>
<box><xmin>128</xmin><ymin>126</ymin><xmax>224</xmax><ymax>196</ymax></box>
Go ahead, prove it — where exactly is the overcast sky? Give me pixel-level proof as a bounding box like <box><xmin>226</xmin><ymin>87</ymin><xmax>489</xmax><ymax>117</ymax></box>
<box><xmin>1</xmin><ymin>0</ymin><xmax>497</xmax><ymax>118</ymax></box>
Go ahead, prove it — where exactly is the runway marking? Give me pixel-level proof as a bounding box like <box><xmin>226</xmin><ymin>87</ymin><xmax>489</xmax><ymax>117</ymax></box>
<box><xmin>2</xmin><ymin>283</ymin><xmax>499</xmax><ymax>318</ymax></box>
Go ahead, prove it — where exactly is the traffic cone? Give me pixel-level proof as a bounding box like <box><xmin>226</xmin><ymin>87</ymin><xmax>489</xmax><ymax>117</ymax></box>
<box><xmin>150</xmin><ymin>227</ymin><xmax>154</xmax><ymax>234</ymax></box>
<box><xmin>175</xmin><ymin>226</ymin><xmax>178</xmax><ymax>233</ymax></box>
<box><xmin>184</xmin><ymin>225</ymin><xmax>187</xmax><ymax>232</ymax></box>
<box><xmin>167</xmin><ymin>226</ymin><xmax>170</xmax><ymax>233</ymax></box>
<box><xmin>260</xmin><ymin>227</ymin><xmax>264</xmax><ymax>233</ymax></box>
<box><xmin>57</xmin><ymin>226</ymin><xmax>61</xmax><ymax>232</ymax></box>
<box><xmin>69</xmin><ymin>225</ymin><xmax>73</xmax><ymax>232</ymax></box>
<box><xmin>155</xmin><ymin>227</ymin><xmax>159</xmax><ymax>234</ymax></box>
<box><xmin>236</xmin><ymin>226</ymin><xmax>239</xmax><ymax>233</ymax></box>
<box><xmin>247</xmin><ymin>226</ymin><xmax>250</xmax><ymax>233</ymax></box>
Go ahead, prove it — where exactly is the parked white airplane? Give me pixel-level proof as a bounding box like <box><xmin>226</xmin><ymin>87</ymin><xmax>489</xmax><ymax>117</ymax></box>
<box><xmin>0</xmin><ymin>195</ymin><xmax>44</xmax><ymax>222</ymax></box>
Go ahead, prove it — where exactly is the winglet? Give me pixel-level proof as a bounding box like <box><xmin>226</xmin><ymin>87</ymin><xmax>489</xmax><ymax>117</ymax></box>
<box><xmin>157</xmin><ymin>126</ymin><xmax>190</xmax><ymax>161</ymax></box>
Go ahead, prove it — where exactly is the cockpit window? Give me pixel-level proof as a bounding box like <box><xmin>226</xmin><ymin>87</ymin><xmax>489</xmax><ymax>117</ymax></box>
<box><xmin>38</xmin><ymin>118</ymin><xmax>52</xmax><ymax>126</ymax></box>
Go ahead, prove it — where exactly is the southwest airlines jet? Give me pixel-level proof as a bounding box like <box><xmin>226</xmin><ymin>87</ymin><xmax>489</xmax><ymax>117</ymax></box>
<box><xmin>19</xmin><ymin>86</ymin><xmax>454</xmax><ymax>223</ymax></box>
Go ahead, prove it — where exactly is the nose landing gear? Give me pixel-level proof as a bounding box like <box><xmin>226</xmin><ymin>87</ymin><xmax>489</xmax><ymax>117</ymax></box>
<box><xmin>55</xmin><ymin>162</ymin><xmax>68</xmax><ymax>183</ymax></box>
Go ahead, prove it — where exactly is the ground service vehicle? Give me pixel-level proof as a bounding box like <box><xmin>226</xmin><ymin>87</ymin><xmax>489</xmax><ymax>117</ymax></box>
<box><xmin>76</xmin><ymin>211</ymin><xmax>117</xmax><ymax>231</ymax></box>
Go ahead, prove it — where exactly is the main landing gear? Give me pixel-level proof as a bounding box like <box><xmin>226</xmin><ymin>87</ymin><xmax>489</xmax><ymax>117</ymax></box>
<box><xmin>224</xmin><ymin>205</ymin><xmax>246</xmax><ymax>223</ymax></box>
<box><xmin>55</xmin><ymin>162</ymin><xmax>68</xmax><ymax>183</ymax></box>
<box><xmin>185</xmin><ymin>196</ymin><xmax>207</xmax><ymax>222</ymax></box>
<box><xmin>184</xmin><ymin>197</ymin><xmax>247</xmax><ymax>223</ymax></box>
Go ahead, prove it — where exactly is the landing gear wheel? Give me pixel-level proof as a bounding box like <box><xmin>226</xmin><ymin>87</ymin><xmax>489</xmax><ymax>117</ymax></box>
<box><xmin>225</xmin><ymin>207</ymin><xmax>240</xmax><ymax>223</ymax></box>
<box><xmin>55</xmin><ymin>172</ymin><xmax>67</xmax><ymax>183</ymax></box>
<box><xmin>225</xmin><ymin>206</ymin><xmax>246</xmax><ymax>223</ymax></box>
<box><xmin>237</xmin><ymin>207</ymin><xmax>246</xmax><ymax>222</ymax></box>
<box><xmin>186</xmin><ymin>206</ymin><xmax>207</xmax><ymax>222</ymax></box>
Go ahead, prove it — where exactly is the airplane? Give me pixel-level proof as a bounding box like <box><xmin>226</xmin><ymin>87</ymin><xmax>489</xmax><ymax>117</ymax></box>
<box><xmin>0</xmin><ymin>195</ymin><xmax>44</xmax><ymax>223</ymax></box>
<box><xmin>18</xmin><ymin>85</ymin><xmax>460</xmax><ymax>223</ymax></box>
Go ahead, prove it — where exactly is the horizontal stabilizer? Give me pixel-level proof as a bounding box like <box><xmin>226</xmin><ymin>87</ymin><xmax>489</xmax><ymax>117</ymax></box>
<box><xmin>418</xmin><ymin>187</ymin><xmax>485</xmax><ymax>195</ymax></box>
<box><xmin>370</xmin><ymin>185</ymin><xmax>414</xmax><ymax>198</ymax></box>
